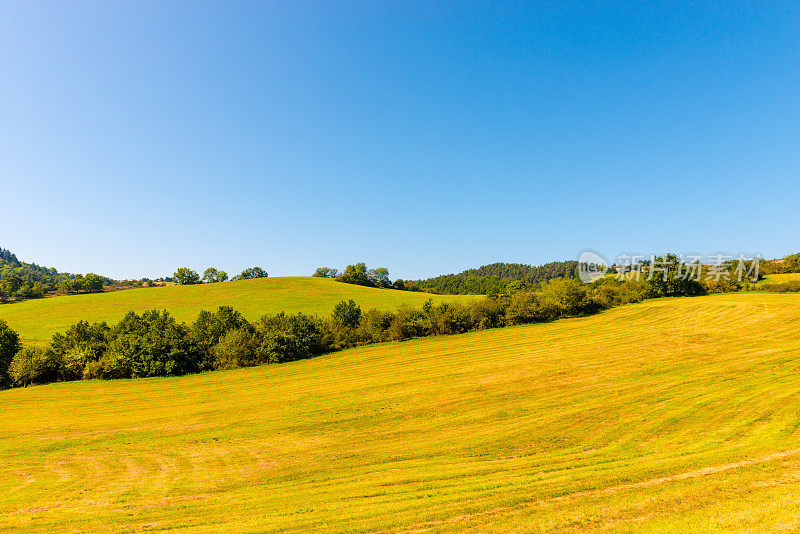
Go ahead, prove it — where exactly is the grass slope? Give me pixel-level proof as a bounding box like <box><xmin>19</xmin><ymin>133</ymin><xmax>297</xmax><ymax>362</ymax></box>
<box><xmin>0</xmin><ymin>277</ymin><xmax>478</xmax><ymax>345</ymax></box>
<box><xmin>756</xmin><ymin>272</ymin><xmax>800</xmax><ymax>285</ymax></box>
<box><xmin>3</xmin><ymin>293</ymin><xmax>800</xmax><ymax>531</ymax></box>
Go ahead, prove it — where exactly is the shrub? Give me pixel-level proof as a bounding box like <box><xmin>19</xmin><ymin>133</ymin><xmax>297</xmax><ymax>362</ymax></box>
<box><xmin>356</xmin><ymin>309</ymin><xmax>395</xmax><ymax>343</ymax></box>
<box><xmin>9</xmin><ymin>346</ymin><xmax>63</xmax><ymax>386</ymax></box>
<box><xmin>62</xmin><ymin>347</ymin><xmax>93</xmax><ymax>381</ymax></box>
<box><xmin>212</xmin><ymin>328</ymin><xmax>259</xmax><ymax>369</ymax></box>
<box><xmin>51</xmin><ymin>320</ymin><xmax>110</xmax><ymax>362</ymax></box>
<box><xmin>505</xmin><ymin>291</ymin><xmax>550</xmax><ymax>325</ymax></box>
<box><xmin>107</xmin><ymin>310</ymin><xmax>196</xmax><ymax>378</ymax></box>
<box><xmin>468</xmin><ymin>297</ymin><xmax>506</xmax><ymax>329</ymax></box>
<box><xmin>590</xmin><ymin>279</ymin><xmax>646</xmax><ymax>308</ymax></box>
<box><xmin>644</xmin><ymin>254</ymin><xmax>706</xmax><ymax>297</ymax></box>
<box><xmin>191</xmin><ymin>307</ymin><xmax>251</xmax><ymax>370</ymax></box>
<box><xmin>332</xmin><ymin>300</ymin><xmax>362</xmax><ymax>329</ymax></box>
<box><xmin>432</xmin><ymin>302</ymin><xmax>473</xmax><ymax>335</ymax></box>
<box><xmin>387</xmin><ymin>305</ymin><xmax>431</xmax><ymax>341</ymax></box>
<box><xmin>82</xmin><ymin>359</ymin><xmax>103</xmax><ymax>380</ymax></box>
<box><xmin>256</xmin><ymin>312</ymin><xmax>330</xmax><ymax>364</ymax></box>
<box><xmin>539</xmin><ymin>278</ymin><xmax>597</xmax><ymax>317</ymax></box>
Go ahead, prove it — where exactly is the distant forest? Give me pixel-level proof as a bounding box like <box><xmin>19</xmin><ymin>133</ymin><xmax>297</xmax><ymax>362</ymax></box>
<box><xmin>408</xmin><ymin>261</ymin><xmax>579</xmax><ymax>294</ymax></box>
<box><xmin>0</xmin><ymin>246</ymin><xmax>113</xmax><ymax>302</ymax></box>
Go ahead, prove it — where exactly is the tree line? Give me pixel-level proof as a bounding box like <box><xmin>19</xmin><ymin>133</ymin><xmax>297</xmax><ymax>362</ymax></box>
<box><xmin>313</xmin><ymin>260</ymin><xmax>582</xmax><ymax>295</ymax></box>
<box><xmin>0</xmin><ymin>245</ymin><xmax>113</xmax><ymax>302</ymax></box>
<box><xmin>173</xmin><ymin>266</ymin><xmax>268</xmax><ymax>285</ymax></box>
<box><xmin>0</xmin><ymin>276</ymin><xmax>656</xmax><ymax>388</ymax></box>
<box><xmin>313</xmin><ymin>263</ymin><xmax>396</xmax><ymax>288</ymax></box>
<box><xmin>4</xmin><ymin>252</ymin><xmax>792</xmax><ymax>389</ymax></box>
<box><xmin>405</xmin><ymin>261</ymin><xmax>580</xmax><ymax>294</ymax></box>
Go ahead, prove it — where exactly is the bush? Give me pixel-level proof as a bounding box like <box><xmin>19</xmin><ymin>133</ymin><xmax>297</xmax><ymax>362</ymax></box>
<box><xmin>332</xmin><ymin>300</ymin><xmax>362</xmax><ymax>329</ymax></box>
<box><xmin>432</xmin><ymin>302</ymin><xmax>473</xmax><ymax>335</ymax></box>
<box><xmin>505</xmin><ymin>291</ymin><xmax>550</xmax><ymax>325</ymax></box>
<box><xmin>191</xmin><ymin>307</ymin><xmax>251</xmax><ymax>370</ymax></box>
<box><xmin>212</xmin><ymin>328</ymin><xmax>259</xmax><ymax>369</ymax></box>
<box><xmin>256</xmin><ymin>312</ymin><xmax>330</xmax><ymax>364</ymax></box>
<box><xmin>51</xmin><ymin>320</ymin><xmax>110</xmax><ymax>362</ymax></box>
<box><xmin>590</xmin><ymin>279</ymin><xmax>646</xmax><ymax>308</ymax></box>
<box><xmin>9</xmin><ymin>346</ymin><xmax>63</xmax><ymax>386</ymax></box>
<box><xmin>107</xmin><ymin>310</ymin><xmax>196</xmax><ymax>378</ymax></box>
<box><xmin>539</xmin><ymin>278</ymin><xmax>597</xmax><ymax>317</ymax></box>
<box><xmin>387</xmin><ymin>305</ymin><xmax>431</xmax><ymax>341</ymax></box>
<box><xmin>356</xmin><ymin>309</ymin><xmax>395</xmax><ymax>343</ymax></box>
<box><xmin>468</xmin><ymin>297</ymin><xmax>506</xmax><ymax>329</ymax></box>
<box><xmin>644</xmin><ymin>254</ymin><xmax>706</xmax><ymax>297</ymax></box>
<box><xmin>62</xmin><ymin>347</ymin><xmax>93</xmax><ymax>381</ymax></box>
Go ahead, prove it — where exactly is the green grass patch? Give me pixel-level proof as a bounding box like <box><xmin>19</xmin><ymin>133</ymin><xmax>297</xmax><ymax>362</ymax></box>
<box><xmin>0</xmin><ymin>277</ymin><xmax>479</xmax><ymax>345</ymax></box>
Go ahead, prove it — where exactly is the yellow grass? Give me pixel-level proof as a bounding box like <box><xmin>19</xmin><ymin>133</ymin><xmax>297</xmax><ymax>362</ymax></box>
<box><xmin>0</xmin><ymin>277</ymin><xmax>478</xmax><ymax>345</ymax></box>
<box><xmin>2</xmin><ymin>292</ymin><xmax>800</xmax><ymax>531</ymax></box>
<box><xmin>756</xmin><ymin>272</ymin><xmax>800</xmax><ymax>285</ymax></box>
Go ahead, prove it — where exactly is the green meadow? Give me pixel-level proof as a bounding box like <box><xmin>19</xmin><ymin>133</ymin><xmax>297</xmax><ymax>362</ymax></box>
<box><xmin>0</xmin><ymin>277</ymin><xmax>478</xmax><ymax>345</ymax></box>
<box><xmin>2</xmin><ymin>292</ymin><xmax>800</xmax><ymax>532</ymax></box>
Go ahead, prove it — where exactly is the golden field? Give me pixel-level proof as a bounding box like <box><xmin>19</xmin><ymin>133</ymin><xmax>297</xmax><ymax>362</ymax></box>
<box><xmin>2</xmin><ymin>293</ymin><xmax>800</xmax><ymax>531</ymax></box>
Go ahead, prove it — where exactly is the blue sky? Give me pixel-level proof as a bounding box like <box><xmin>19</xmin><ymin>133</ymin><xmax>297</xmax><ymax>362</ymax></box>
<box><xmin>1</xmin><ymin>1</ymin><xmax>798</xmax><ymax>280</ymax></box>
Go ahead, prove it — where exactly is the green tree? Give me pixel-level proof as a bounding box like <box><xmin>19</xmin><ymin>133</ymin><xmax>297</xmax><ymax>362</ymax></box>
<box><xmin>0</xmin><ymin>319</ymin><xmax>21</xmax><ymax>387</ymax></box>
<box><xmin>332</xmin><ymin>300</ymin><xmax>362</xmax><ymax>329</ymax></box>
<box><xmin>337</xmin><ymin>262</ymin><xmax>371</xmax><ymax>286</ymax></box>
<box><xmin>368</xmin><ymin>267</ymin><xmax>391</xmax><ymax>288</ymax></box>
<box><xmin>313</xmin><ymin>267</ymin><xmax>339</xmax><ymax>278</ymax></box>
<box><xmin>256</xmin><ymin>312</ymin><xmax>330</xmax><ymax>364</ymax></box>
<box><xmin>212</xmin><ymin>328</ymin><xmax>259</xmax><ymax>369</ymax></box>
<box><xmin>8</xmin><ymin>346</ymin><xmax>63</xmax><ymax>386</ymax></box>
<box><xmin>190</xmin><ymin>306</ymin><xmax>251</xmax><ymax>370</ymax></box>
<box><xmin>83</xmin><ymin>273</ymin><xmax>105</xmax><ymax>292</ymax></box>
<box><xmin>202</xmin><ymin>267</ymin><xmax>220</xmax><ymax>283</ymax></box>
<box><xmin>173</xmin><ymin>267</ymin><xmax>200</xmax><ymax>285</ymax></box>
<box><xmin>644</xmin><ymin>254</ymin><xmax>706</xmax><ymax>298</ymax></box>
<box><xmin>105</xmin><ymin>310</ymin><xmax>196</xmax><ymax>377</ymax></box>
<box><xmin>233</xmin><ymin>267</ymin><xmax>268</xmax><ymax>280</ymax></box>
<box><xmin>218</xmin><ymin>270</ymin><xmax>229</xmax><ymax>282</ymax></box>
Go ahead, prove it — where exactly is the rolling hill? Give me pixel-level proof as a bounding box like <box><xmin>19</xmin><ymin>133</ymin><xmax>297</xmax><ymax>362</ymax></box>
<box><xmin>2</xmin><ymin>292</ymin><xmax>800</xmax><ymax>531</ymax></box>
<box><xmin>756</xmin><ymin>272</ymin><xmax>800</xmax><ymax>285</ymax></box>
<box><xmin>0</xmin><ymin>277</ymin><xmax>479</xmax><ymax>345</ymax></box>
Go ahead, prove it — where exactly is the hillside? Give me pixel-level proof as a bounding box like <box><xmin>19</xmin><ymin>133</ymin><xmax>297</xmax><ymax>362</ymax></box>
<box><xmin>410</xmin><ymin>260</ymin><xmax>578</xmax><ymax>294</ymax></box>
<box><xmin>2</xmin><ymin>293</ymin><xmax>800</xmax><ymax>531</ymax></box>
<box><xmin>0</xmin><ymin>245</ymin><xmax>111</xmax><ymax>302</ymax></box>
<box><xmin>0</xmin><ymin>277</ymin><xmax>479</xmax><ymax>345</ymax></box>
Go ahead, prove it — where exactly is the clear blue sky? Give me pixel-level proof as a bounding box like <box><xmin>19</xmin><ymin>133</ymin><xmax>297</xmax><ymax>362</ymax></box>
<box><xmin>1</xmin><ymin>1</ymin><xmax>798</xmax><ymax>280</ymax></box>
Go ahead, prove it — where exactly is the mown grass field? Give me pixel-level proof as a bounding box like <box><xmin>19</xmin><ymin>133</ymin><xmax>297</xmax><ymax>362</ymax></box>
<box><xmin>756</xmin><ymin>272</ymin><xmax>800</xmax><ymax>285</ymax></box>
<box><xmin>3</xmin><ymin>292</ymin><xmax>800</xmax><ymax>532</ymax></box>
<box><xmin>0</xmin><ymin>277</ymin><xmax>478</xmax><ymax>345</ymax></box>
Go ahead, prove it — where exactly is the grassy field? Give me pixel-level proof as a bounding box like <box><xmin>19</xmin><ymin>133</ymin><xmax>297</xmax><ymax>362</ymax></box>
<box><xmin>2</xmin><ymin>292</ymin><xmax>800</xmax><ymax>532</ymax></box>
<box><xmin>0</xmin><ymin>277</ymin><xmax>478</xmax><ymax>345</ymax></box>
<box><xmin>756</xmin><ymin>272</ymin><xmax>800</xmax><ymax>285</ymax></box>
